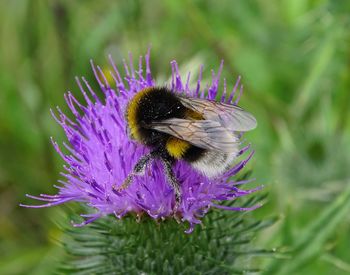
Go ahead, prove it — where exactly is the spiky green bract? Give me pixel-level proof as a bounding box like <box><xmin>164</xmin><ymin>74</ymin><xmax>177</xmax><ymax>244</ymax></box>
<box><xmin>60</xmin><ymin>194</ymin><xmax>275</xmax><ymax>275</ymax></box>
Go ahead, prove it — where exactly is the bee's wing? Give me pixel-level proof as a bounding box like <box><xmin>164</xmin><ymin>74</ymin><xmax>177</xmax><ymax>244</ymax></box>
<box><xmin>150</xmin><ymin>118</ymin><xmax>239</xmax><ymax>152</ymax></box>
<box><xmin>179</xmin><ymin>96</ymin><xmax>257</xmax><ymax>132</ymax></box>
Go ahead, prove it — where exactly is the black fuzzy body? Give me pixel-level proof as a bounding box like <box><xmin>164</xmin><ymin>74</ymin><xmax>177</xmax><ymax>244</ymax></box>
<box><xmin>130</xmin><ymin>87</ymin><xmax>205</xmax><ymax>163</ymax></box>
<box><xmin>135</xmin><ymin>87</ymin><xmax>184</xmax><ymax>146</ymax></box>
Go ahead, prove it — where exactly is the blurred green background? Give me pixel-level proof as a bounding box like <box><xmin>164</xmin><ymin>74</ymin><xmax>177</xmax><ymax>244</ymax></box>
<box><xmin>1</xmin><ymin>0</ymin><xmax>350</xmax><ymax>274</ymax></box>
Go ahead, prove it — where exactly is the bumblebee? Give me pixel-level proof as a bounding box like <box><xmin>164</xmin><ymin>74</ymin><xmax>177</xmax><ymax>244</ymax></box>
<box><xmin>117</xmin><ymin>87</ymin><xmax>257</xmax><ymax>205</ymax></box>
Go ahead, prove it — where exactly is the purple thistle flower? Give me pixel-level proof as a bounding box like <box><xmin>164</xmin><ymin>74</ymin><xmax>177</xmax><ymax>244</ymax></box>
<box><xmin>21</xmin><ymin>49</ymin><xmax>261</xmax><ymax>233</ymax></box>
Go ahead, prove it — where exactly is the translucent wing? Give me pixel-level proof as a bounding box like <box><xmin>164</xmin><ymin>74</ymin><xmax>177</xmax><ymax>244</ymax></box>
<box><xmin>179</xmin><ymin>96</ymin><xmax>257</xmax><ymax>132</ymax></box>
<box><xmin>150</xmin><ymin>118</ymin><xmax>239</xmax><ymax>152</ymax></box>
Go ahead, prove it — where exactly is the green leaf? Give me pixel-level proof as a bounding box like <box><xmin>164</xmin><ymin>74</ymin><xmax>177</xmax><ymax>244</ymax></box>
<box><xmin>265</xmin><ymin>185</ymin><xmax>350</xmax><ymax>274</ymax></box>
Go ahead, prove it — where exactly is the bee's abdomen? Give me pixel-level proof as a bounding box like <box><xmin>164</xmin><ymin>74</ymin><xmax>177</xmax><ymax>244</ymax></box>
<box><xmin>182</xmin><ymin>146</ymin><xmax>206</xmax><ymax>162</ymax></box>
<box><xmin>190</xmin><ymin>150</ymin><xmax>239</xmax><ymax>178</ymax></box>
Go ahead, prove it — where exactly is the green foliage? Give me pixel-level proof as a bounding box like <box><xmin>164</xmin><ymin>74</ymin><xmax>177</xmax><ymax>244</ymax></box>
<box><xmin>60</xmin><ymin>196</ymin><xmax>276</xmax><ymax>274</ymax></box>
<box><xmin>265</xmin><ymin>185</ymin><xmax>350</xmax><ymax>274</ymax></box>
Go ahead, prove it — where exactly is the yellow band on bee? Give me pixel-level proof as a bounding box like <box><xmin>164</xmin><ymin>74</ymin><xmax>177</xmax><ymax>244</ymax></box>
<box><xmin>126</xmin><ymin>87</ymin><xmax>153</xmax><ymax>141</ymax></box>
<box><xmin>185</xmin><ymin>109</ymin><xmax>204</xmax><ymax>120</ymax></box>
<box><xmin>166</xmin><ymin>137</ymin><xmax>190</xmax><ymax>159</ymax></box>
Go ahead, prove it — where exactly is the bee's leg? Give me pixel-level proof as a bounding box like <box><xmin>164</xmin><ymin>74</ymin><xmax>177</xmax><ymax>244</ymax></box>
<box><xmin>116</xmin><ymin>152</ymin><xmax>155</xmax><ymax>191</ymax></box>
<box><xmin>161</xmin><ymin>158</ymin><xmax>181</xmax><ymax>213</ymax></box>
